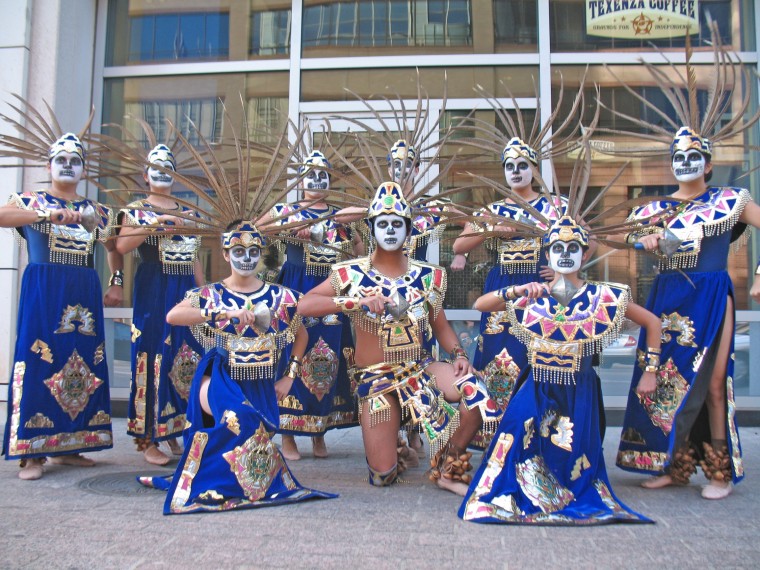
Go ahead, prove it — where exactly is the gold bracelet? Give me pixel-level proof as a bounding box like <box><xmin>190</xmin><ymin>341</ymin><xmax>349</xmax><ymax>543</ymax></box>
<box><xmin>505</xmin><ymin>286</ymin><xmax>518</xmax><ymax>301</ymax></box>
<box><xmin>450</xmin><ymin>345</ymin><xmax>469</xmax><ymax>360</ymax></box>
<box><xmin>333</xmin><ymin>297</ymin><xmax>363</xmax><ymax>312</ymax></box>
<box><xmin>643</xmin><ymin>365</ymin><xmax>659</xmax><ymax>373</ymax></box>
<box><xmin>285</xmin><ymin>357</ymin><xmax>302</xmax><ymax>379</ymax></box>
<box><xmin>34</xmin><ymin>209</ymin><xmax>51</xmax><ymax>223</ymax></box>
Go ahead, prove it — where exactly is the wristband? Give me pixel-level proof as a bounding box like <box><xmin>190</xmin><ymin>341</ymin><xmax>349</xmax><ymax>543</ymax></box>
<box><xmin>35</xmin><ymin>209</ymin><xmax>51</xmax><ymax>223</ymax></box>
<box><xmin>285</xmin><ymin>356</ymin><xmax>302</xmax><ymax>379</ymax></box>
<box><xmin>333</xmin><ymin>297</ymin><xmax>363</xmax><ymax>313</ymax></box>
<box><xmin>450</xmin><ymin>345</ymin><xmax>469</xmax><ymax>361</ymax></box>
<box><xmin>108</xmin><ymin>270</ymin><xmax>124</xmax><ymax>287</ymax></box>
<box><xmin>643</xmin><ymin>365</ymin><xmax>659</xmax><ymax>373</ymax></box>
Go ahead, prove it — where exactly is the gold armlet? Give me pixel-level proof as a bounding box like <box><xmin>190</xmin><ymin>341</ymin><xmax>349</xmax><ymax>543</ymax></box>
<box><xmin>333</xmin><ymin>297</ymin><xmax>363</xmax><ymax>313</ymax></box>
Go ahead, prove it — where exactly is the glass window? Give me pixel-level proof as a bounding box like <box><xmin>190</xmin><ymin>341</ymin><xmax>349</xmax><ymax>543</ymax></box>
<box><xmin>550</xmin><ymin>0</ymin><xmax>755</xmax><ymax>52</ymax></box>
<box><xmin>251</xmin><ymin>8</ymin><xmax>291</xmax><ymax>56</ymax></box>
<box><xmin>301</xmin><ymin>66</ymin><xmax>540</xmax><ymax>101</ymax></box>
<box><xmin>126</xmin><ymin>11</ymin><xmax>229</xmax><ymax>62</ymax></box>
<box><xmin>302</xmin><ymin>1</ymin><xmax>530</xmax><ymax>56</ymax></box>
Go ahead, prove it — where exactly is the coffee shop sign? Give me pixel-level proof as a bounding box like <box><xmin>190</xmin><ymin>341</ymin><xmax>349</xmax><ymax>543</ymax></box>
<box><xmin>586</xmin><ymin>0</ymin><xmax>699</xmax><ymax>39</ymax></box>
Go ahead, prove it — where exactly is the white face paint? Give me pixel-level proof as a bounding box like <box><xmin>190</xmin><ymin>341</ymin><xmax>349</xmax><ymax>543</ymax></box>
<box><xmin>50</xmin><ymin>152</ymin><xmax>84</xmax><ymax>184</ymax></box>
<box><xmin>549</xmin><ymin>241</ymin><xmax>583</xmax><ymax>275</ymax></box>
<box><xmin>372</xmin><ymin>214</ymin><xmax>408</xmax><ymax>252</ymax></box>
<box><xmin>303</xmin><ymin>168</ymin><xmax>330</xmax><ymax>193</ymax></box>
<box><xmin>228</xmin><ymin>245</ymin><xmax>261</xmax><ymax>277</ymax></box>
<box><xmin>147</xmin><ymin>159</ymin><xmax>175</xmax><ymax>189</ymax></box>
<box><xmin>390</xmin><ymin>159</ymin><xmax>417</xmax><ymax>186</ymax></box>
<box><xmin>672</xmin><ymin>150</ymin><xmax>706</xmax><ymax>183</ymax></box>
<box><xmin>503</xmin><ymin>157</ymin><xmax>533</xmax><ymax>190</ymax></box>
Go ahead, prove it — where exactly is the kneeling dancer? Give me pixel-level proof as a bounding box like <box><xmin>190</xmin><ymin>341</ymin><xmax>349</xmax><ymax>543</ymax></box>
<box><xmin>299</xmin><ymin>182</ymin><xmax>501</xmax><ymax>494</ymax></box>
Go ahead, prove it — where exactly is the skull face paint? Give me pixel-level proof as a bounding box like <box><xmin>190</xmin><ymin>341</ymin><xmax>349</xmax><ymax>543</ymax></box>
<box><xmin>304</xmin><ymin>168</ymin><xmax>330</xmax><ymax>192</ymax></box>
<box><xmin>390</xmin><ymin>158</ymin><xmax>417</xmax><ymax>186</ymax></box>
<box><xmin>372</xmin><ymin>214</ymin><xmax>408</xmax><ymax>252</ymax></box>
<box><xmin>228</xmin><ymin>245</ymin><xmax>261</xmax><ymax>277</ymax></box>
<box><xmin>504</xmin><ymin>157</ymin><xmax>533</xmax><ymax>190</ymax></box>
<box><xmin>672</xmin><ymin>150</ymin><xmax>706</xmax><ymax>183</ymax></box>
<box><xmin>50</xmin><ymin>152</ymin><xmax>84</xmax><ymax>184</ymax></box>
<box><xmin>147</xmin><ymin>159</ymin><xmax>175</xmax><ymax>189</ymax></box>
<box><xmin>549</xmin><ymin>241</ymin><xmax>583</xmax><ymax>275</ymax></box>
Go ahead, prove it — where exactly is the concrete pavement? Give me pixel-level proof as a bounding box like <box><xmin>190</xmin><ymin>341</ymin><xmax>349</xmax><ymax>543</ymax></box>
<box><xmin>1</xmin><ymin>419</ymin><xmax>759</xmax><ymax>569</ymax></box>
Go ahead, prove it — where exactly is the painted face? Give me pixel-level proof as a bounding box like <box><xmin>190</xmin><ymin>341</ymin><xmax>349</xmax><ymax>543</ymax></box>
<box><xmin>504</xmin><ymin>157</ymin><xmax>533</xmax><ymax>190</ymax></box>
<box><xmin>390</xmin><ymin>159</ymin><xmax>417</xmax><ymax>186</ymax></box>
<box><xmin>50</xmin><ymin>151</ymin><xmax>84</xmax><ymax>184</ymax></box>
<box><xmin>372</xmin><ymin>214</ymin><xmax>408</xmax><ymax>252</ymax></box>
<box><xmin>304</xmin><ymin>168</ymin><xmax>330</xmax><ymax>192</ymax></box>
<box><xmin>228</xmin><ymin>245</ymin><xmax>261</xmax><ymax>277</ymax></box>
<box><xmin>672</xmin><ymin>150</ymin><xmax>706</xmax><ymax>183</ymax></box>
<box><xmin>549</xmin><ymin>241</ymin><xmax>583</xmax><ymax>275</ymax></box>
<box><xmin>147</xmin><ymin>159</ymin><xmax>175</xmax><ymax>189</ymax></box>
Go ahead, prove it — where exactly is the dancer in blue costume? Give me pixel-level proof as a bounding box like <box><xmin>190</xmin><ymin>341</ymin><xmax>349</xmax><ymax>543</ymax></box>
<box><xmin>600</xmin><ymin>24</ymin><xmax>760</xmax><ymax>500</ymax></box>
<box><xmin>0</xmin><ymin>122</ymin><xmax>123</xmax><ymax>480</ymax></box>
<box><xmin>116</xmin><ymin>143</ymin><xmax>204</xmax><ymax>465</ymax></box>
<box><xmin>452</xmin><ymin>82</ymin><xmax>588</xmax><ymax>422</ymax></box>
<box><xmin>259</xmin><ymin>150</ymin><xmax>359</xmax><ymax>460</ymax></box>
<box><xmin>460</xmin><ymin>213</ymin><xmax>659</xmax><ymax>525</ymax></box>
<box><xmin>299</xmin><ymin>182</ymin><xmax>502</xmax><ymax>494</ymax></box>
<box><xmin>140</xmin><ymin>221</ymin><xmax>335</xmax><ymax>514</ymax></box>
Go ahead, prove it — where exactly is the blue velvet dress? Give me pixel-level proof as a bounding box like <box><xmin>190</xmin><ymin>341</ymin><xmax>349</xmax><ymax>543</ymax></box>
<box><xmin>3</xmin><ymin>191</ymin><xmax>114</xmax><ymax>460</ymax></box>
<box><xmin>616</xmin><ymin>187</ymin><xmax>749</xmax><ymax>484</ymax></box>
<box><xmin>469</xmin><ymin>196</ymin><xmax>567</xmax><ymax>448</ymax></box>
<box><xmin>140</xmin><ymin>281</ymin><xmax>336</xmax><ymax>514</ymax></box>
<box><xmin>121</xmin><ymin>201</ymin><xmax>204</xmax><ymax>444</ymax></box>
<box><xmin>460</xmin><ymin>282</ymin><xmax>650</xmax><ymax>525</ymax></box>
<box><xmin>269</xmin><ymin>203</ymin><xmax>357</xmax><ymax>435</ymax></box>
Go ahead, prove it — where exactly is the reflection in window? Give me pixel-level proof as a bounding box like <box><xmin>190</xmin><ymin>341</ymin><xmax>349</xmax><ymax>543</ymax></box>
<box><xmin>128</xmin><ymin>12</ymin><xmax>229</xmax><ymax>62</ymax></box>
<box><xmin>493</xmin><ymin>0</ymin><xmax>536</xmax><ymax>46</ymax></box>
<box><xmin>251</xmin><ymin>9</ymin><xmax>291</xmax><ymax>55</ymax></box>
<box><xmin>124</xmin><ymin>99</ymin><xmax>224</xmax><ymax>146</ymax></box>
<box><xmin>246</xmin><ymin>97</ymin><xmax>289</xmax><ymax>143</ymax></box>
<box><xmin>303</xmin><ymin>1</ymin><xmax>471</xmax><ymax>48</ymax></box>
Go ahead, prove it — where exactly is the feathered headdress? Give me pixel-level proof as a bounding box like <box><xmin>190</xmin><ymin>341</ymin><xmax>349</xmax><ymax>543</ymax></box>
<box><xmin>0</xmin><ymin>93</ymin><xmax>105</xmax><ymax>181</ymax></box>
<box><xmin>595</xmin><ymin>19</ymin><xmax>760</xmax><ymax>158</ymax></box>
<box><xmin>454</xmin><ymin>70</ymin><xmax>588</xmax><ymax>168</ymax></box>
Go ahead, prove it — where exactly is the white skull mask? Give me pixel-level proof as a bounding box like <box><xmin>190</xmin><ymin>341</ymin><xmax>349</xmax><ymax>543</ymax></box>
<box><xmin>549</xmin><ymin>241</ymin><xmax>583</xmax><ymax>275</ymax></box>
<box><xmin>147</xmin><ymin>159</ymin><xmax>175</xmax><ymax>189</ymax></box>
<box><xmin>504</xmin><ymin>157</ymin><xmax>533</xmax><ymax>190</ymax></box>
<box><xmin>672</xmin><ymin>150</ymin><xmax>706</xmax><ymax>183</ymax></box>
<box><xmin>304</xmin><ymin>168</ymin><xmax>330</xmax><ymax>192</ymax></box>
<box><xmin>390</xmin><ymin>159</ymin><xmax>417</xmax><ymax>186</ymax></box>
<box><xmin>50</xmin><ymin>152</ymin><xmax>84</xmax><ymax>184</ymax></box>
<box><xmin>228</xmin><ymin>245</ymin><xmax>261</xmax><ymax>277</ymax></box>
<box><xmin>372</xmin><ymin>214</ymin><xmax>408</xmax><ymax>252</ymax></box>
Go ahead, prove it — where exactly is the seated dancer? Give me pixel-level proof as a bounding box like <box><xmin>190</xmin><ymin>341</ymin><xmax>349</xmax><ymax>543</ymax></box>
<box><xmin>0</xmin><ymin>116</ymin><xmax>124</xmax><ymax>478</ymax></box>
<box><xmin>298</xmin><ymin>181</ymin><xmax>501</xmax><ymax>494</ymax></box>
<box><xmin>140</xmin><ymin>221</ymin><xmax>335</xmax><ymax>514</ymax></box>
<box><xmin>259</xmin><ymin>149</ymin><xmax>359</xmax><ymax>461</ymax></box>
<box><xmin>460</xmin><ymin>213</ymin><xmax>658</xmax><ymax>525</ymax></box>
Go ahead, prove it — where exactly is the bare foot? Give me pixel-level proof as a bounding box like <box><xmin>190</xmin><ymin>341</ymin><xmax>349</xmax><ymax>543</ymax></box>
<box><xmin>312</xmin><ymin>436</ymin><xmax>328</xmax><ymax>459</ymax></box>
<box><xmin>18</xmin><ymin>458</ymin><xmax>44</xmax><ymax>480</ymax></box>
<box><xmin>143</xmin><ymin>444</ymin><xmax>170</xmax><ymax>466</ymax></box>
<box><xmin>48</xmin><ymin>454</ymin><xmax>95</xmax><ymax>467</ymax></box>
<box><xmin>408</xmin><ymin>432</ymin><xmax>424</xmax><ymax>456</ymax></box>
<box><xmin>641</xmin><ymin>475</ymin><xmax>676</xmax><ymax>489</ymax></box>
<box><xmin>435</xmin><ymin>476</ymin><xmax>469</xmax><ymax>496</ymax></box>
<box><xmin>702</xmin><ymin>481</ymin><xmax>733</xmax><ymax>500</ymax></box>
<box><xmin>166</xmin><ymin>438</ymin><xmax>183</xmax><ymax>456</ymax></box>
<box><xmin>281</xmin><ymin>435</ymin><xmax>301</xmax><ymax>461</ymax></box>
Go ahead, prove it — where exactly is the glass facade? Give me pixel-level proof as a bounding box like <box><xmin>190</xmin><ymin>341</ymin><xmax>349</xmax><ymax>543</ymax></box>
<box><xmin>99</xmin><ymin>0</ymin><xmax>760</xmax><ymax>403</ymax></box>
